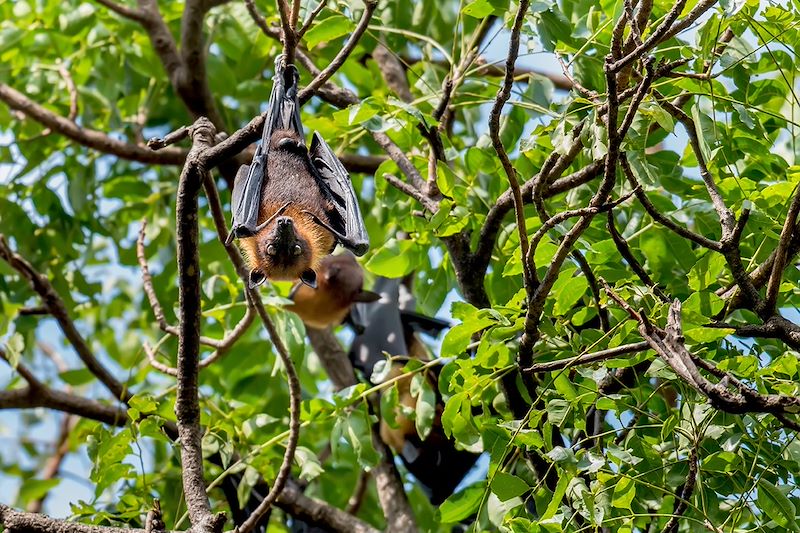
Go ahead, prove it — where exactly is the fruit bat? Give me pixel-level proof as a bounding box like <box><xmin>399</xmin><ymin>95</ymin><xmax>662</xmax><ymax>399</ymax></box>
<box><xmin>348</xmin><ymin>277</ymin><xmax>480</xmax><ymax>505</ymax></box>
<box><xmin>228</xmin><ymin>57</ymin><xmax>369</xmax><ymax>289</ymax></box>
<box><xmin>288</xmin><ymin>252</ymin><xmax>380</xmax><ymax>329</ymax></box>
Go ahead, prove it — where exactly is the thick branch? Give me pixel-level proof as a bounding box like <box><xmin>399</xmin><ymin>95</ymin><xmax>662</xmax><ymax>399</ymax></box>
<box><xmin>173</xmin><ymin>117</ymin><xmax>225</xmax><ymax>533</ymax></box>
<box><xmin>606</xmin><ymin>291</ymin><xmax>800</xmax><ymax>418</ymax></box>
<box><xmin>0</xmin><ymin>505</ymin><xmax>157</xmax><ymax>533</ymax></box>
<box><xmin>194</xmin><ymin>152</ymin><xmax>300</xmax><ymax>532</ymax></box>
<box><xmin>275</xmin><ymin>481</ymin><xmax>380</xmax><ymax>533</ymax></box>
<box><xmin>178</xmin><ymin>0</ymin><xmax>227</xmax><ymax>130</ymax></box>
<box><xmin>0</xmin><ymin>84</ymin><xmax>186</xmax><ymax>165</ymax></box>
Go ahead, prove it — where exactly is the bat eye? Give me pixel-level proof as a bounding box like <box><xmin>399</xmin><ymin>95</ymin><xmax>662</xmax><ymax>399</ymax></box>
<box><xmin>266</xmin><ymin>244</ymin><xmax>277</xmax><ymax>256</ymax></box>
<box><xmin>293</xmin><ymin>244</ymin><xmax>302</xmax><ymax>256</ymax></box>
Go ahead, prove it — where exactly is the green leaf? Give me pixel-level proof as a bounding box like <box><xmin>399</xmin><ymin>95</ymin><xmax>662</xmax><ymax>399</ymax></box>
<box><xmin>553</xmin><ymin>274</ymin><xmax>589</xmax><ymax>316</ymax></box>
<box><xmin>463</xmin><ymin>0</ymin><xmax>494</xmax><ymax>18</ymax></box>
<box><xmin>688</xmin><ymin>252</ymin><xmax>727</xmax><ymax>291</ymax></box>
<box><xmin>4</xmin><ymin>332</ymin><xmax>24</xmax><ymax>369</ymax></box>
<box><xmin>441</xmin><ymin>314</ymin><xmax>497</xmax><ymax>356</ymax></box>
<box><xmin>294</xmin><ymin>446</ymin><xmax>324</xmax><ymax>482</ymax></box>
<box><xmin>757</xmin><ymin>479</ymin><xmax>799</xmax><ymax>531</ymax></box>
<box><xmin>304</xmin><ymin>13</ymin><xmax>354</xmax><ymax>48</ymax></box>
<box><xmin>411</xmin><ymin>374</ymin><xmax>436</xmax><ymax>440</ymax></box>
<box><xmin>543</xmin><ymin>473</ymin><xmax>569</xmax><ymax>519</ymax></box>
<box><xmin>439</xmin><ymin>482</ymin><xmax>487</xmax><ymax>523</ymax></box>
<box><xmin>18</xmin><ymin>478</ymin><xmax>60</xmax><ymax>506</ymax></box>
<box><xmin>491</xmin><ymin>472</ymin><xmax>530</xmax><ymax>501</ymax></box>
<box><xmin>365</xmin><ymin>239</ymin><xmax>421</xmax><ymax>278</ymax></box>
<box><xmin>612</xmin><ymin>476</ymin><xmax>635</xmax><ymax>510</ymax></box>
<box><xmin>59</xmin><ymin>368</ymin><xmax>95</xmax><ymax>386</ymax></box>
<box><xmin>546</xmin><ymin>398</ymin><xmax>570</xmax><ymax>426</ymax></box>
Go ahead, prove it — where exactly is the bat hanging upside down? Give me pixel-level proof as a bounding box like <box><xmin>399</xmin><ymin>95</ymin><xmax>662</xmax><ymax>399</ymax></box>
<box><xmin>288</xmin><ymin>252</ymin><xmax>380</xmax><ymax>329</ymax></box>
<box><xmin>228</xmin><ymin>57</ymin><xmax>369</xmax><ymax>289</ymax></box>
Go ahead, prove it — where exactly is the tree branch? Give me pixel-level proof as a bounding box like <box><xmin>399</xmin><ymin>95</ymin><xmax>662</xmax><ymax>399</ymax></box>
<box><xmin>524</xmin><ymin>341</ymin><xmax>650</xmax><ymax>373</ymax></box>
<box><xmin>297</xmin><ymin>0</ymin><xmax>378</xmax><ymax>104</ymax></box>
<box><xmin>604</xmin><ymin>287</ymin><xmax>800</xmax><ymax>421</ymax></box>
<box><xmin>0</xmin><ymin>236</ymin><xmax>131</xmax><ymax>403</ymax></box>
<box><xmin>191</xmin><ymin>142</ymin><xmax>301</xmax><ymax>531</ymax></box>
<box><xmin>304</xmin><ymin>327</ymin><xmax>418</xmax><ymax>532</ymax></box>
<box><xmin>137</xmin><ymin>221</ymin><xmax>256</xmax><ymax>374</ymax></box>
<box><xmin>488</xmin><ymin>0</ymin><xmax>533</xmax><ymax>292</ymax></box>
<box><xmin>764</xmin><ymin>183</ymin><xmax>800</xmax><ymax>312</ymax></box>
<box><xmin>172</xmin><ymin>117</ymin><xmax>226</xmax><ymax>533</ymax></box>
<box><xmin>661</xmin><ymin>444</ymin><xmax>699</xmax><ymax>533</ymax></box>
<box><xmin>0</xmin><ymin>84</ymin><xmax>186</xmax><ymax>165</ymax></box>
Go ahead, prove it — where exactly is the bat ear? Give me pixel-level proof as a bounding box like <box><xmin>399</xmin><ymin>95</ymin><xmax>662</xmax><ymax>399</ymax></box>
<box><xmin>300</xmin><ymin>269</ymin><xmax>317</xmax><ymax>289</ymax></box>
<box><xmin>353</xmin><ymin>290</ymin><xmax>381</xmax><ymax>303</ymax></box>
<box><xmin>248</xmin><ymin>269</ymin><xmax>267</xmax><ymax>289</ymax></box>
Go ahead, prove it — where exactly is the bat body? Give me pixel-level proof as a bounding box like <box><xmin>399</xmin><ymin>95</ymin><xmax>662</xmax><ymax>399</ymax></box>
<box><xmin>349</xmin><ymin>278</ymin><xmax>479</xmax><ymax>505</ymax></box>
<box><xmin>288</xmin><ymin>252</ymin><xmax>379</xmax><ymax>329</ymax></box>
<box><xmin>230</xmin><ymin>58</ymin><xmax>369</xmax><ymax>289</ymax></box>
<box><xmin>238</xmin><ymin>129</ymin><xmax>336</xmax><ymax>285</ymax></box>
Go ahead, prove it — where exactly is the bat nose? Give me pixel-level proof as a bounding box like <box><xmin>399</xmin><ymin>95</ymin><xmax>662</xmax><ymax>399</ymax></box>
<box><xmin>276</xmin><ymin>217</ymin><xmax>293</xmax><ymax>228</ymax></box>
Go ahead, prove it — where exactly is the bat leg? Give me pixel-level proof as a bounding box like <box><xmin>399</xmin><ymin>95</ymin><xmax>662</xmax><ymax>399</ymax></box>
<box><xmin>252</xmin><ymin>201</ymin><xmax>293</xmax><ymax>233</ymax></box>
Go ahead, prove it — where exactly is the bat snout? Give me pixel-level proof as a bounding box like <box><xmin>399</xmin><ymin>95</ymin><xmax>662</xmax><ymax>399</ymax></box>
<box><xmin>274</xmin><ymin>216</ymin><xmax>295</xmax><ymax>240</ymax></box>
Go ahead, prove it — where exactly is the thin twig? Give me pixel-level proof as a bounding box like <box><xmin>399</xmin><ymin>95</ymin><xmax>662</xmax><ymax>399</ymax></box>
<box><xmin>488</xmin><ymin>0</ymin><xmax>533</xmax><ymax>292</ymax></box>
<box><xmin>620</xmin><ymin>154</ymin><xmax>722</xmax><ymax>250</ymax></box>
<box><xmin>0</xmin><ymin>236</ymin><xmax>131</xmax><ymax>403</ymax></box>
<box><xmin>607</xmin><ymin>209</ymin><xmax>669</xmax><ymax>302</ymax></box>
<box><xmin>524</xmin><ymin>341</ymin><xmax>650</xmax><ymax>373</ymax></box>
<box><xmin>137</xmin><ymin>220</ymin><xmax>256</xmax><ymax>360</ymax></box>
<box><xmin>298</xmin><ymin>0</ymin><xmax>377</xmax><ymax>103</ymax></box>
<box><xmin>297</xmin><ymin>0</ymin><xmax>327</xmax><ymax>38</ymax></box>
<box><xmin>661</xmin><ymin>445</ymin><xmax>699</xmax><ymax>533</ymax></box>
<box><xmin>147</xmin><ymin>126</ymin><xmax>190</xmax><ymax>150</ymax></box>
<box><xmin>345</xmin><ymin>471</ymin><xmax>370</xmax><ymax>515</ymax></box>
<box><xmin>765</xmin><ymin>183</ymin><xmax>800</xmax><ymax>312</ymax></box>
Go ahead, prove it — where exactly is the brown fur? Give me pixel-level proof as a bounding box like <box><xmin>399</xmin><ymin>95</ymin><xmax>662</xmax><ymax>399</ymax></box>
<box><xmin>288</xmin><ymin>253</ymin><xmax>368</xmax><ymax>328</ymax></box>
<box><xmin>239</xmin><ymin>129</ymin><xmax>336</xmax><ymax>281</ymax></box>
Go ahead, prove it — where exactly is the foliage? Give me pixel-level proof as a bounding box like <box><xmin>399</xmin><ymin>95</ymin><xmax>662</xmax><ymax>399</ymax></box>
<box><xmin>1</xmin><ymin>0</ymin><xmax>800</xmax><ymax>532</ymax></box>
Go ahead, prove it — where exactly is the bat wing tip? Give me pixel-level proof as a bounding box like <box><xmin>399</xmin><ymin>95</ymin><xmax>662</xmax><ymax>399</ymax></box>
<box><xmin>349</xmin><ymin>242</ymin><xmax>369</xmax><ymax>256</ymax></box>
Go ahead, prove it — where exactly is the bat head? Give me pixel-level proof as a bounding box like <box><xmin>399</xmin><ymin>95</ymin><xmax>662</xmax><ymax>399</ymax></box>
<box><xmin>269</xmin><ymin>129</ymin><xmax>307</xmax><ymax>157</ymax></box>
<box><xmin>249</xmin><ymin>215</ymin><xmax>317</xmax><ymax>287</ymax></box>
<box><xmin>286</xmin><ymin>251</ymin><xmax>380</xmax><ymax>329</ymax></box>
<box><xmin>317</xmin><ymin>252</ymin><xmax>380</xmax><ymax>304</ymax></box>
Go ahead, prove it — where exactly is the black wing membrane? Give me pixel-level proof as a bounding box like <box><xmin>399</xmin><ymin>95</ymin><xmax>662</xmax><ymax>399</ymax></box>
<box><xmin>310</xmin><ymin>132</ymin><xmax>369</xmax><ymax>256</ymax></box>
<box><xmin>229</xmin><ymin>58</ymin><xmax>304</xmax><ymax>239</ymax></box>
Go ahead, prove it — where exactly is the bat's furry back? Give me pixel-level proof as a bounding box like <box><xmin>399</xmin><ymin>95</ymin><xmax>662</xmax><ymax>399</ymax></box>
<box><xmin>238</xmin><ymin>129</ymin><xmax>336</xmax><ymax>282</ymax></box>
